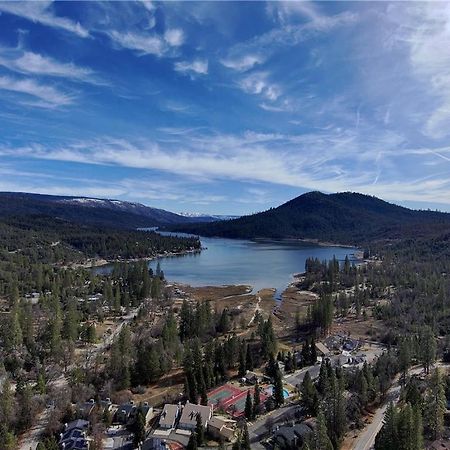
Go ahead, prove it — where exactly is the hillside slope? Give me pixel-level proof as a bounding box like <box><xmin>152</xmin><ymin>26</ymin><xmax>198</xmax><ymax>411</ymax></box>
<box><xmin>169</xmin><ymin>191</ymin><xmax>450</xmax><ymax>244</ymax></box>
<box><xmin>0</xmin><ymin>192</ymin><xmax>223</xmax><ymax>228</ymax></box>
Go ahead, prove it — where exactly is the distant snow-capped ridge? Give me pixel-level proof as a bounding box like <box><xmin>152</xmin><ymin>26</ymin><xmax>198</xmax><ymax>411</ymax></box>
<box><xmin>178</xmin><ymin>212</ymin><xmax>240</xmax><ymax>221</ymax></box>
<box><xmin>61</xmin><ymin>198</ymin><xmax>140</xmax><ymax>207</ymax></box>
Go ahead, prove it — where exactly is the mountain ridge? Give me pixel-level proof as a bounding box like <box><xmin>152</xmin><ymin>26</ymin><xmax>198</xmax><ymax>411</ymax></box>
<box><xmin>0</xmin><ymin>192</ymin><xmax>229</xmax><ymax>228</ymax></box>
<box><xmin>168</xmin><ymin>191</ymin><xmax>450</xmax><ymax>244</ymax></box>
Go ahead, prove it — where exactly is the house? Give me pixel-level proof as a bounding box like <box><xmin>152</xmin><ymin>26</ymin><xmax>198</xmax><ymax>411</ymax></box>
<box><xmin>324</xmin><ymin>335</ymin><xmax>343</xmax><ymax>351</ymax></box>
<box><xmin>139</xmin><ymin>402</ymin><xmax>154</xmax><ymax>425</ymax></box>
<box><xmin>277</xmin><ymin>361</ymin><xmax>286</xmax><ymax>375</ymax></box>
<box><xmin>87</xmin><ymin>293</ymin><xmax>103</xmax><ymax>302</ymax></box>
<box><xmin>60</xmin><ymin>420</ymin><xmax>90</xmax><ymax>450</ymax></box>
<box><xmin>343</xmin><ymin>338</ymin><xmax>359</xmax><ymax>352</ymax></box>
<box><xmin>24</xmin><ymin>292</ymin><xmax>40</xmax><ymax>305</ymax></box>
<box><xmin>159</xmin><ymin>404</ymin><xmax>180</xmax><ymax>429</ymax></box>
<box><xmin>207</xmin><ymin>416</ymin><xmax>235</xmax><ymax>442</ymax></box>
<box><xmin>78</xmin><ymin>399</ymin><xmax>96</xmax><ymax>419</ymax></box>
<box><xmin>293</xmin><ymin>351</ymin><xmax>303</xmax><ymax>366</ymax></box>
<box><xmin>99</xmin><ymin>398</ymin><xmax>114</xmax><ymax>414</ymax></box>
<box><xmin>315</xmin><ymin>342</ymin><xmax>331</xmax><ymax>357</ymax></box>
<box><xmin>429</xmin><ymin>441</ymin><xmax>450</xmax><ymax>450</ymax></box>
<box><xmin>242</xmin><ymin>371</ymin><xmax>259</xmax><ymax>385</ymax></box>
<box><xmin>65</xmin><ymin>420</ymin><xmax>89</xmax><ymax>432</ymax></box>
<box><xmin>146</xmin><ymin>437</ymin><xmax>168</xmax><ymax>450</ymax></box>
<box><xmin>60</xmin><ymin>437</ymin><xmax>90</xmax><ymax>450</ymax></box>
<box><xmin>273</xmin><ymin>423</ymin><xmax>313</xmax><ymax>449</ymax></box>
<box><xmin>116</xmin><ymin>401</ymin><xmax>137</xmax><ymax>424</ymax></box>
<box><xmin>178</xmin><ymin>402</ymin><xmax>213</xmax><ymax>431</ymax></box>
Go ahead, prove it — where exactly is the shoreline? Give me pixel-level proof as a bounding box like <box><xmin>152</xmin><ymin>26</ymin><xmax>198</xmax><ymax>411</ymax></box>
<box><xmin>63</xmin><ymin>247</ymin><xmax>202</xmax><ymax>270</ymax></box>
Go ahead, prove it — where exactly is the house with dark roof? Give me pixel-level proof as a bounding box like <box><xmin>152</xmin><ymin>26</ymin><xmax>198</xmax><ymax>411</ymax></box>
<box><xmin>116</xmin><ymin>401</ymin><xmax>137</xmax><ymax>424</ymax></box>
<box><xmin>99</xmin><ymin>398</ymin><xmax>114</xmax><ymax>414</ymax></box>
<box><xmin>59</xmin><ymin>419</ymin><xmax>91</xmax><ymax>450</ymax></box>
<box><xmin>273</xmin><ymin>423</ymin><xmax>314</xmax><ymax>449</ymax></box>
<box><xmin>78</xmin><ymin>399</ymin><xmax>96</xmax><ymax>419</ymax></box>
<box><xmin>146</xmin><ymin>437</ymin><xmax>168</xmax><ymax>450</ymax></box>
<box><xmin>178</xmin><ymin>402</ymin><xmax>213</xmax><ymax>431</ymax></box>
<box><xmin>65</xmin><ymin>420</ymin><xmax>89</xmax><ymax>433</ymax></box>
<box><xmin>242</xmin><ymin>371</ymin><xmax>260</xmax><ymax>385</ymax></box>
<box><xmin>139</xmin><ymin>402</ymin><xmax>154</xmax><ymax>426</ymax></box>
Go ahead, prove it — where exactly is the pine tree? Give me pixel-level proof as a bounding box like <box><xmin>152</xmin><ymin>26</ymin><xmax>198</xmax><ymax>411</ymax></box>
<box><xmin>187</xmin><ymin>433</ymin><xmax>198</xmax><ymax>450</ymax></box>
<box><xmin>132</xmin><ymin>409</ymin><xmax>146</xmax><ymax>447</ymax></box>
<box><xmin>6</xmin><ymin>298</ymin><xmax>23</xmax><ymax>351</ymax></box>
<box><xmin>238</xmin><ymin>342</ymin><xmax>246</xmax><ymax>377</ymax></box>
<box><xmin>63</xmin><ymin>298</ymin><xmax>79</xmax><ymax>342</ymax></box>
<box><xmin>425</xmin><ymin>368</ymin><xmax>446</xmax><ymax>440</ymax></box>
<box><xmin>314</xmin><ymin>408</ymin><xmax>333</xmax><ymax>450</ymax></box>
<box><xmin>245</xmin><ymin>345</ymin><xmax>254</xmax><ymax>371</ymax></box>
<box><xmin>375</xmin><ymin>402</ymin><xmax>398</xmax><ymax>450</ymax></box>
<box><xmin>310</xmin><ymin>339</ymin><xmax>317</xmax><ymax>364</ymax></box>
<box><xmin>273</xmin><ymin>368</ymin><xmax>285</xmax><ymax>407</ymax></box>
<box><xmin>301</xmin><ymin>371</ymin><xmax>318</xmax><ymax>416</ymax></box>
<box><xmin>241</xmin><ymin>422</ymin><xmax>251</xmax><ymax>450</ymax></box>
<box><xmin>0</xmin><ymin>378</ymin><xmax>13</xmax><ymax>428</ymax></box>
<box><xmin>412</xmin><ymin>405</ymin><xmax>424</xmax><ymax>450</ymax></box>
<box><xmin>419</xmin><ymin>326</ymin><xmax>436</xmax><ymax>374</ymax></box>
<box><xmin>397</xmin><ymin>403</ymin><xmax>414</xmax><ymax>450</ymax></box>
<box><xmin>398</xmin><ymin>337</ymin><xmax>412</xmax><ymax>385</ymax></box>
<box><xmin>253</xmin><ymin>382</ymin><xmax>261</xmax><ymax>418</ymax></box>
<box><xmin>196</xmin><ymin>414</ymin><xmax>205</xmax><ymax>446</ymax></box>
<box><xmin>244</xmin><ymin>390</ymin><xmax>253</xmax><ymax>420</ymax></box>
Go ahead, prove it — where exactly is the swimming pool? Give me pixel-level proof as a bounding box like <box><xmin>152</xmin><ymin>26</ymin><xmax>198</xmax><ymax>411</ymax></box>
<box><xmin>265</xmin><ymin>385</ymin><xmax>290</xmax><ymax>399</ymax></box>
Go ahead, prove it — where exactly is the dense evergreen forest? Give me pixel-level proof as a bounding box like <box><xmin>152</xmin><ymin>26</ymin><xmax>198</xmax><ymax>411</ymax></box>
<box><xmin>0</xmin><ymin>215</ymin><xmax>199</xmax><ymax>297</ymax></box>
<box><xmin>170</xmin><ymin>191</ymin><xmax>450</xmax><ymax>244</ymax></box>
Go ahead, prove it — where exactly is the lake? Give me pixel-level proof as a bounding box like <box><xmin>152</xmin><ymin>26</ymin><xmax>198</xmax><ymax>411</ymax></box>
<box><xmin>96</xmin><ymin>235</ymin><xmax>357</xmax><ymax>298</ymax></box>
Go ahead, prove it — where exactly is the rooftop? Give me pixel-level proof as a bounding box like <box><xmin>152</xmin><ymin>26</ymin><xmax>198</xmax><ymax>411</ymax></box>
<box><xmin>179</xmin><ymin>402</ymin><xmax>212</xmax><ymax>428</ymax></box>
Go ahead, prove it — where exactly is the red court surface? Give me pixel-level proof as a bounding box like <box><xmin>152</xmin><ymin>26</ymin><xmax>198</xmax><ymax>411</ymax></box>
<box><xmin>208</xmin><ymin>384</ymin><xmax>268</xmax><ymax>418</ymax></box>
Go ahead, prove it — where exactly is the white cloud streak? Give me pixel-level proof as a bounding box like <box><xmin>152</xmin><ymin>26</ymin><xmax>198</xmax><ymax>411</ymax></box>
<box><xmin>174</xmin><ymin>59</ymin><xmax>208</xmax><ymax>75</ymax></box>
<box><xmin>106</xmin><ymin>27</ymin><xmax>184</xmax><ymax>57</ymax></box>
<box><xmin>0</xmin><ymin>76</ymin><xmax>74</xmax><ymax>107</ymax></box>
<box><xmin>0</xmin><ymin>49</ymin><xmax>100</xmax><ymax>84</ymax></box>
<box><xmin>0</xmin><ymin>1</ymin><xmax>89</xmax><ymax>37</ymax></box>
<box><xmin>2</xmin><ymin>125</ymin><xmax>450</xmax><ymax>205</ymax></box>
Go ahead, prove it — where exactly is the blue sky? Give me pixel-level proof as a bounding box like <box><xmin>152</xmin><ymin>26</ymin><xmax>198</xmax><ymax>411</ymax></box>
<box><xmin>0</xmin><ymin>1</ymin><xmax>450</xmax><ymax>214</ymax></box>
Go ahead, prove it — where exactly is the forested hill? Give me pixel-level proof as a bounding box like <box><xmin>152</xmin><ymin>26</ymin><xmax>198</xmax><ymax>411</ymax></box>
<box><xmin>0</xmin><ymin>192</ymin><xmax>229</xmax><ymax>228</ymax></box>
<box><xmin>169</xmin><ymin>191</ymin><xmax>450</xmax><ymax>244</ymax></box>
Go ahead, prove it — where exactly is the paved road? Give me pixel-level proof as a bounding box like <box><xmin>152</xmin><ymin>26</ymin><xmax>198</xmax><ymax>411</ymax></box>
<box><xmin>351</xmin><ymin>366</ymin><xmax>424</xmax><ymax>450</ymax></box>
<box><xmin>248</xmin><ymin>404</ymin><xmax>300</xmax><ymax>450</ymax></box>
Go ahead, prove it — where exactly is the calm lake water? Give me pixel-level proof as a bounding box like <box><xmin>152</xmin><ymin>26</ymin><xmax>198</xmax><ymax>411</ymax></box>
<box><xmin>98</xmin><ymin>234</ymin><xmax>357</xmax><ymax>298</ymax></box>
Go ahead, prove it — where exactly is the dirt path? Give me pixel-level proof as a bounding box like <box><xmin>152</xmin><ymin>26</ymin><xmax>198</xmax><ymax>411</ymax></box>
<box><xmin>18</xmin><ymin>408</ymin><xmax>50</xmax><ymax>450</ymax></box>
<box><xmin>247</xmin><ymin>296</ymin><xmax>262</xmax><ymax>326</ymax></box>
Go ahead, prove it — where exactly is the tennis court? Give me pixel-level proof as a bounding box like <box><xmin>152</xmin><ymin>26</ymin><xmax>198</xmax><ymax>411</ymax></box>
<box><xmin>207</xmin><ymin>384</ymin><xmax>242</xmax><ymax>406</ymax></box>
<box><xmin>221</xmin><ymin>388</ymin><xmax>269</xmax><ymax>418</ymax></box>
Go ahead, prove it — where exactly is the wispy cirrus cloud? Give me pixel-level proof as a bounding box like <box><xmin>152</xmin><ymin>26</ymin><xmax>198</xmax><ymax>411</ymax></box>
<box><xmin>174</xmin><ymin>59</ymin><xmax>208</xmax><ymax>76</ymax></box>
<box><xmin>0</xmin><ymin>75</ymin><xmax>74</xmax><ymax>107</ymax></box>
<box><xmin>0</xmin><ymin>1</ymin><xmax>88</xmax><ymax>38</ymax></box>
<box><xmin>106</xmin><ymin>27</ymin><xmax>184</xmax><ymax>57</ymax></box>
<box><xmin>0</xmin><ymin>48</ymin><xmax>101</xmax><ymax>84</ymax></box>
<box><xmin>220</xmin><ymin>54</ymin><xmax>265</xmax><ymax>72</ymax></box>
<box><xmin>2</xmin><ymin>123</ymin><xmax>449</xmax><ymax>205</ymax></box>
<box><xmin>238</xmin><ymin>72</ymin><xmax>281</xmax><ymax>101</ymax></box>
